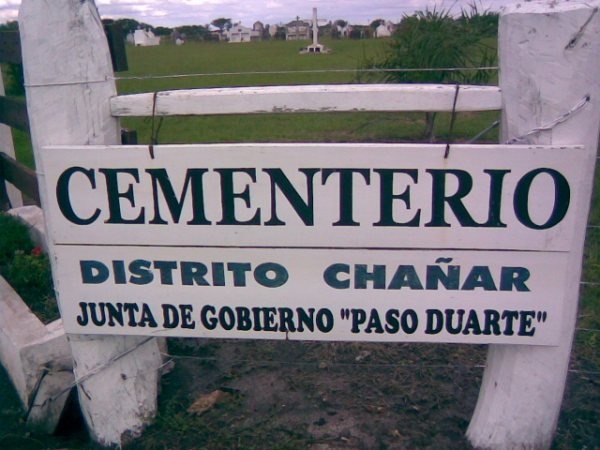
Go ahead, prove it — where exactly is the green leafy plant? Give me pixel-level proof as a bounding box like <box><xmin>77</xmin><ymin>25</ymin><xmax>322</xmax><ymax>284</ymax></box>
<box><xmin>458</xmin><ymin>1</ymin><xmax>500</xmax><ymax>39</ymax></box>
<box><xmin>0</xmin><ymin>21</ymin><xmax>25</xmax><ymax>96</ymax></box>
<box><xmin>0</xmin><ymin>213</ymin><xmax>34</xmax><ymax>267</ymax></box>
<box><xmin>360</xmin><ymin>6</ymin><xmax>497</xmax><ymax>139</ymax></box>
<box><xmin>0</xmin><ymin>213</ymin><xmax>58</xmax><ymax>323</ymax></box>
<box><xmin>6</xmin><ymin>249</ymin><xmax>57</xmax><ymax>323</ymax></box>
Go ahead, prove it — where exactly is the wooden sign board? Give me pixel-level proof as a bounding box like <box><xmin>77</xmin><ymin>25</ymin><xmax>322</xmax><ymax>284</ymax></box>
<box><xmin>39</xmin><ymin>144</ymin><xmax>594</xmax><ymax>345</ymax></box>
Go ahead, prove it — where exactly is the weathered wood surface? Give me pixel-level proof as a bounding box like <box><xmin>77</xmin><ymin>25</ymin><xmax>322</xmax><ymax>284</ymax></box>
<box><xmin>0</xmin><ymin>31</ymin><xmax>21</xmax><ymax>64</ymax></box>
<box><xmin>0</xmin><ymin>96</ymin><xmax>30</xmax><ymax>132</ymax></box>
<box><xmin>120</xmin><ymin>128</ymin><xmax>138</xmax><ymax>145</ymax></box>
<box><xmin>0</xmin><ymin>65</ymin><xmax>22</xmax><ymax>208</ymax></box>
<box><xmin>19</xmin><ymin>0</ymin><xmax>162</xmax><ymax>446</ymax></box>
<box><xmin>2</xmin><ymin>26</ymin><xmax>126</xmax><ymax>70</ymax></box>
<box><xmin>0</xmin><ymin>275</ymin><xmax>72</xmax><ymax>433</ymax></box>
<box><xmin>111</xmin><ymin>84</ymin><xmax>502</xmax><ymax>117</ymax></box>
<box><xmin>467</xmin><ymin>1</ymin><xmax>600</xmax><ymax>449</ymax></box>
<box><xmin>104</xmin><ymin>23</ymin><xmax>128</xmax><ymax>73</ymax></box>
<box><xmin>0</xmin><ymin>171</ymin><xmax>9</xmax><ymax>210</ymax></box>
<box><xmin>0</xmin><ymin>152</ymin><xmax>39</xmax><ymax>205</ymax></box>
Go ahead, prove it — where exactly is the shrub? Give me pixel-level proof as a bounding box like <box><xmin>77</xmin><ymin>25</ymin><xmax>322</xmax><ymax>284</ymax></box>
<box><xmin>0</xmin><ymin>213</ymin><xmax>33</xmax><ymax>268</ymax></box>
<box><xmin>0</xmin><ymin>213</ymin><xmax>58</xmax><ymax>323</ymax></box>
<box><xmin>360</xmin><ymin>6</ymin><xmax>497</xmax><ymax>139</ymax></box>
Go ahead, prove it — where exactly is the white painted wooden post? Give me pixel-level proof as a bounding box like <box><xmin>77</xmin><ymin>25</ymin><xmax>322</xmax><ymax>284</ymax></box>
<box><xmin>19</xmin><ymin>0</ymin><xmax>163</xmax><ymax>446</ymax></box>
<box><xmin>467</xmin><ymin>1</ymin><xmax>600</xmax><ymax>448</ymax></box>
<box><xmin>0</xmin><ymin>70</ymin><xmax>23</xmax><ymax>207</ymax></box>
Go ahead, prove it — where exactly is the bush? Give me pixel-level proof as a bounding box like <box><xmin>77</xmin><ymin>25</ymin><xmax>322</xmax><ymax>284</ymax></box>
<box><xmin>379</xmin><ymin>7</ymin><xmax>495</xmax><ymax>85</ymax></box>
<box><xmin>360</xmin><ymin>6</ymin><xmax>497</xmax><ymax>139</ymax></box>
<box><xmin>1</xmin><ymin>63</ymin><xmax>24</xmax><ymax>96</ymax></box>
<box><xmin>0</xmin><ymin>213</ymin><xmax>33</xmax><ymax>267</ymax></box>
<box><xmin>458</xmin><ymin>2</ymin><xmax>499</xmax><ymax>38</ymax></box>
<box><xmin>0</xmin><ymin>21</ymin><xmax>25</xmax><ymax>95</ymax></box>
<box><xmin>0</xmin><ymin>213</ymin><xmax>58</xmax><ymax>323</ymax></box>
<box><xmin>7</xmin><ymin>250</ymin><xmax>56</xmax><ymax>323</ymax></box>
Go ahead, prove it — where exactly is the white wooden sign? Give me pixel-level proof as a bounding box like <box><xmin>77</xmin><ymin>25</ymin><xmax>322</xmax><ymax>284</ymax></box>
<box><xmin>39</xmin><ymin>144</ymin><xmax>594</xmax><ymax>344</ymax></box>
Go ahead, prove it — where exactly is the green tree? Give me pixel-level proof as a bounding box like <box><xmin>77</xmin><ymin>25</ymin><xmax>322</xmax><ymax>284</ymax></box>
<box><xmin>361</xmin><ymin>7</ymin><xmax>496</xmax><ymax>139</ymax></box>
<box><xmin>211</xmin><ymin>18</ymin><xmax>232</xmax><ymax>32</ymax></box>
<box><xmin>0</xmin><ymin>21</ymin><xmax>24</xmax><ymax>95</ymax></box>
<box><xmin>458</xmin><ymin>2</ymin><xmax>499</xmax><ymax>37</ymax></box>
<box><xmin>332</xmin><ymin>19</ymin><xmax>348</xmax><ymax>38</ymax></box>
<box><xmin>176</xmin><ymin>25</ymin><xmax>210</xmax><ymax>41</ymax></box>
<box><xmin>350</xmin><ymin>26</ymin><xmax>370</xmax><ymax>39</ymax></box>
<box><xmin>370</xmin><ymin>18</ymin><xmax>385</xmax><ymax>31</ymax></box>
<box><xmin>110</xmin><ymin>18</ymin><xmax>154</xmax><ymax>36</ymax></box>
<box><xmin>0</xmin><ymin>21</ymin><xmax>18</xmax><ymax>31</ymax></box>
<box><xmin>154</xmin><ymin>26</ymin><xmax>174</xmax><ymax>37</ymax></box>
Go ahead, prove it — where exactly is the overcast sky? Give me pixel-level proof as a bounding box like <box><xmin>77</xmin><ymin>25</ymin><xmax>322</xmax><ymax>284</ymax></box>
<box><xmin>1</xmin><ymin>0</ymin><xmax>512</xmax><ymax>27</ymax></box>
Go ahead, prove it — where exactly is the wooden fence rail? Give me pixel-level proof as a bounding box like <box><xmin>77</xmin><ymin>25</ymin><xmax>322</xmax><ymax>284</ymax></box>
<box><xmin>0</xmin><ymin>30</ymin><xmax>24</xmax><ymax>209</ymax></box>
<box><xmin>111</xmin><ymin>84</ymin><xmax>502</xmax><ymax>117</ymax></box>
<box><xmin>0</xmin><ymin>152</ymin><xmax>39</xmax><ymax>206</ymax></box>
<box><xmin>0</xmin><ymin>96</ymin><xmax>29</xmax><ymax>132</ymax></box>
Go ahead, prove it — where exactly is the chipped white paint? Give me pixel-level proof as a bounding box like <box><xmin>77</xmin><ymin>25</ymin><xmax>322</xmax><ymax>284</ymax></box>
<box><xmin>0</xmin><ymin>276</ymin><xmax>72</xmax><ymax>432</ymax></box>
<box><xmin>0</xmin><ymin>70</ymin><xmax>23</xmax><ymax>207</ymax></box>
<box><xmin>110</xmin><ymin>84</ymin><xmax>502</xmax><ymax>117</ymax></box>
<box><xmin>18</xmin><ymin>0</ymin><xmax>163</xmax><ymax>446</ymax></box>
<box><xmin>0</xmin><ymin>206</ymin><xmax>71</xmax><ymax>432</ymax></box>
<box><xmin>467</xmin><ymin>1</ymin><xmax>600</xmax><ymax>449</ymax></box>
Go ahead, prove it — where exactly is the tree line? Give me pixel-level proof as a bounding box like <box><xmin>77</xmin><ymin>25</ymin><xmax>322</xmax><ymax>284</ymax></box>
<box><xmin>99</xmin><ymin>17</ymin><xmax>411</xmax><ymax>42</ymax></box>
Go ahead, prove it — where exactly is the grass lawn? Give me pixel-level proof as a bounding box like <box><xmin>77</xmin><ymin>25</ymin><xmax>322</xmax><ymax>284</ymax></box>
<box><xmin>118</xmin><ymin>38</ymin><xmax>389</xmax><ymax>91</ymax></box>
<box><xmin>9</xmin><ymin>38</ymin><xmax>500</xmax><ymax>164</ymax></box>
<box><xmin>117</xmin><ymin>38</ymin><xmax>499</xmax><ymax>146</ymax></box>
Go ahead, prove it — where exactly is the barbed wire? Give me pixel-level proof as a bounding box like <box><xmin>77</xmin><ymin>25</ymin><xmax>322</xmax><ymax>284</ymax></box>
<box><xmin>112</xmin><ymin>66</ymin><xmax>499</xmax><ymax>82</ymax></box>
<box><xmin>30</xmin><ymin>324</ymin><xmax>598</xmax><ymax>409</ymax></box>
<box><xmin>505</xmin><ymin>95</ymin><xmax>591</xmax><ymax>144</ymax></box>
<box><xmin>155</xmin><ymin>351</ymin><xmax>600</xmax><ymax>376</ymax></box>
<box><xmin>43</xmin><ymin>337</ymin><xmax>155</xmax><ymax>404</ymax></box>
<box><xmin>14</xmin><ymin>58</ymin><xmax>600</xmax><ymax>401</ymax></box>
<box><xmin>158</xmin><ymin>351</ymin><xmax>487</xmax><ymax>369</ymax></box>
<box><xmin>579</xmin><ymin>282</ymin><xmax>600</xmax><ymax>287</ymax></box>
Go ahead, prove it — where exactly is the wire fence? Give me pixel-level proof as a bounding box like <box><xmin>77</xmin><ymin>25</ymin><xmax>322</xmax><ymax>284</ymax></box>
<box><xmin>112</xmin><ymin>66</ymin><xmax>500</xmax><ymax>82</ymax></box>
<box><xmin>114</xmin><ymin>69</ymin><xmax>600</xmax><ymax>350</ymax></box>
<box><xmin>157</xmin><ymin>352</ymin><xmax>600</xmax><ymax>376</ymax></box>
<box><xmin>11</xmin><ymin>63</ymin><xmax>600</xmax><ymax>404</ymax></box>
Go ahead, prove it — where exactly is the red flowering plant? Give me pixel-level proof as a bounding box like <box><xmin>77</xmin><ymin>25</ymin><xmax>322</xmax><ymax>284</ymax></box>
<box><xmin>0</xmin><ymin>214</ymin><xmax>58</xmax><ymax>323</ymax></box>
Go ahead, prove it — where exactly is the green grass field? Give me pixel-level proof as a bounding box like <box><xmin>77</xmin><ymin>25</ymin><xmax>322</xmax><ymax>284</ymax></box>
<box><xmin>116</xmin><ymin>38</ymin><xmax>499</xmax><ymax>146</ymax></box>
<box><xmin>119</xmin><ymin>38</ymin><xmax>388</xmax><ymax>91</ymax></box>
<box><xmin>10</xmin><ymin>37</ymin><xmax>499</xmax><ymax>164</ymax></box>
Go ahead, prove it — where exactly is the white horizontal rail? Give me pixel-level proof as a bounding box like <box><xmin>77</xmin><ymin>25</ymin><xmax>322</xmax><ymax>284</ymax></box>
<box><xmin>110</xmin><ymin>84</ymin><xmax>502</xmax><ymax>117</ymax></box>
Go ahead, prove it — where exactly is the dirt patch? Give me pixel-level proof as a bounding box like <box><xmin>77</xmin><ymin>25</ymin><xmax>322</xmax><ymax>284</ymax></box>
<box><xmin>129</xmin><ymin>339</ymin><xmax>487</xmax><ymax>449</ymax></box>
<box><xmin>0</xmin><ymin>333</ymin><xmax>596</xmax><ymax>449</ymax></box>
